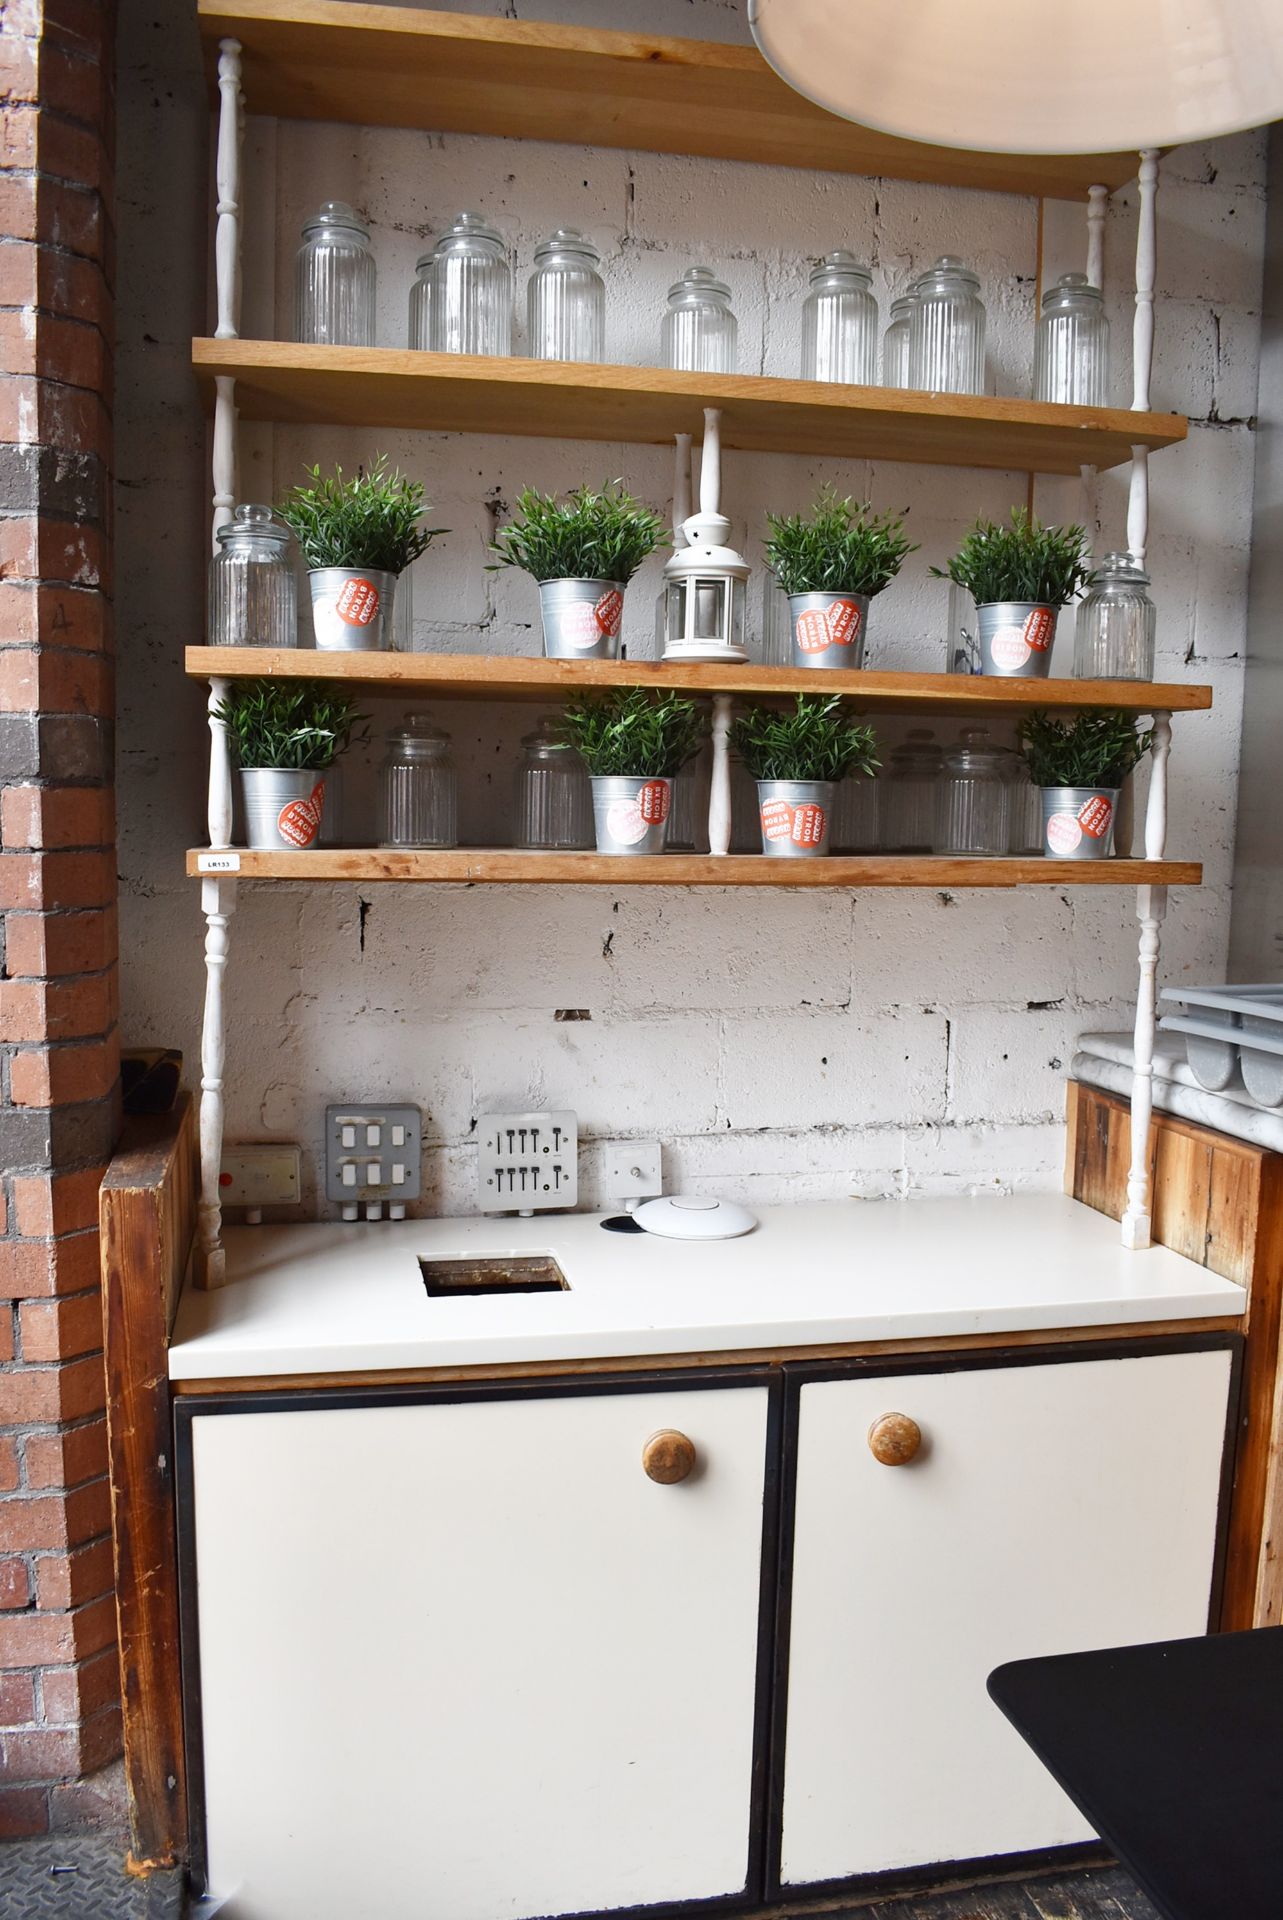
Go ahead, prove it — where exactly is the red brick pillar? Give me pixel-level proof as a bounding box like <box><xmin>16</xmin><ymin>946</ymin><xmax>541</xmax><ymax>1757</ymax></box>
<box><xmin>0</xmin><ymin>0</ymin><xmax>121</xmax><ymax>1838</ymax></box>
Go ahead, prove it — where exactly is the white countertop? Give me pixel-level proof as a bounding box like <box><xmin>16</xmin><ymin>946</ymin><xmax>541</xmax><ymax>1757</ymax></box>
<box><xmin>168</xmin><ymin>1195</ymin><xmax>1245</xmax><ymax>1380</ymax></box>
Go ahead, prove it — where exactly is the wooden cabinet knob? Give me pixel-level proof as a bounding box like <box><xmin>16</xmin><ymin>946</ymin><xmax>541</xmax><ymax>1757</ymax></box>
<box><xmin>867</xmin><ymin>1412</ymin><xmax>922</xmax><ymax>1466</ymax></box>
<box><xmin>642</xmin><ymin>1429</ymin><xmax>697</xmax><ymax>1484</ymax></box>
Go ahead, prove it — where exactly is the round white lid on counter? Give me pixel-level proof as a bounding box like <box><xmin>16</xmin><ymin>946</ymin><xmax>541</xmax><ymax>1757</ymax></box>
<box><xmin>632</xmin><ymin>1195</ymin><xmax>758</xmax><ymax>1241</ymax></box>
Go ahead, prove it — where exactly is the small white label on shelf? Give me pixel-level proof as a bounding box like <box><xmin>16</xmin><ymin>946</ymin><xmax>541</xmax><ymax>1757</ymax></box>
<box><xmin>198</xmin><ymin>851</ymin><xmax>241</xmax><ymax>873</ymax></box>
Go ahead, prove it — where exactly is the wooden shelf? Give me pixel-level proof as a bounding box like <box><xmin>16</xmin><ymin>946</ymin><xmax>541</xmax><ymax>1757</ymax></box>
<box><xmin>197</xmin><ymin>0</ymin><xmax>1142</xmax><ymax>202</ymax></box>
<box><xmin>187</xmin><ymin>849</ymin><xmax>1202</xmax><ymax>890</ymax></box>
<box><xmin>193</xmin><ymin>341</ymin><xmax>1186</xmax><ymax>476</ymax></box>
<box><xmin>186</xmin><ymin>649</ymin><xmax>1212</xmax><ymax>717</ymax></box>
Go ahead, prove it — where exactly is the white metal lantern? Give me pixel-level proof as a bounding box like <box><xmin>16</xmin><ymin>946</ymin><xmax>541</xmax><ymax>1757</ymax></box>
<box><xmin>662</xmin><ymin>408</ymin><xmax>750</xmax><ymax>666</ymax></box>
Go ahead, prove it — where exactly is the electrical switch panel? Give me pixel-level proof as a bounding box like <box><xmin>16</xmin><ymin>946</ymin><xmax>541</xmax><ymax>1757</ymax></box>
<box><xmin>478</xmin><ymin>1110</ymin><xmax>577</xmax><ymax>1215</ymax></box>
<box><xmin>326</xmin><ymin>1104</ymin><xmax>422</xmax><ymax>1219</ymax></box>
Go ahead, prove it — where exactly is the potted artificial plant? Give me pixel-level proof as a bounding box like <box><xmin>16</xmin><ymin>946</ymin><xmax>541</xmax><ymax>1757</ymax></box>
<box><xmin>213</xmin><ymin>679</ymin><xmax>366</xmax><ymax>851</ymax></box>
<box><xmin>934</xmin><ymin>508</ymin><xmax>1089</xmax><ymax>679</ymax></box>
<box><xmin>490</xmin><ymin>483</ymin><xmax>669</xmax><ymax>661</ymax></box>
<box><xmin>279</xmin><ymin>456</ymin><xmax>445</xmax><ymax>653</ymax></box>
<box><xmin>731</xmin><ymin>695</ymin><xmax>878</xmax><ymax>857</ymax></box>
<box><xmin>561</xmin><ymin>688</ymin><xmax>703</xmax><ymax>855</ymax></box>
<box><xmin>764</xmin><ymin>490</ymin><xmax>915</xmax><ymax>669</ymax></box>
<box><xmin>1016</xmin><ymin>709</ymin><xmax>1153</xmax><ymax>859</ymax></box>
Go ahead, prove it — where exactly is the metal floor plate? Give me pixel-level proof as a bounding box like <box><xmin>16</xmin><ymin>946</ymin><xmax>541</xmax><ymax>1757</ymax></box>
<box><xmin>0</xmin><ymin>1836</ymin><xmax>186</xmax><ymax>1919</ymax></box>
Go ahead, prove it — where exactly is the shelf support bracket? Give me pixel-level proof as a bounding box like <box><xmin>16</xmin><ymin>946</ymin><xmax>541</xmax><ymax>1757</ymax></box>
<box><xmin>1122</xmin><ymin>709</ymin><xmax>1172</xmax><ymax>1250</ymax></box>
<box><xmin>1078</xmin><ymin>182</ymin><xmax>1109</xmax><ymax>554</ymax></box>
<box><xmin>196</xmin><ymin>876</ymin><xmax>236</xmax><ymax>1288</ymax></box>
<box><xmin>1126</xmin><ymin>150</ymin><xmax>1159</xmax><ymax>566</ymax></box>
<box><xmin>709</xmin><ymin>693</ymin><xmax>733</xmax><ymax>856</ymax></box>
<box><xmin>214</xmin><ymin>38</ymin><xmax>243</xmax><ymax>342</ymax></box>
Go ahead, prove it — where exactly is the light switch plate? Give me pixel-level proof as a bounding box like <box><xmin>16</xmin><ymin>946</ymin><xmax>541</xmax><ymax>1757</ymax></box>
<box><xmin>478</xmin><ymin>1110</ymin><xmax>577</xmax><ymax>1214</ymax></box>
<box><xmin>325</xmin><ymin>1104</ymin><xmax>422</xmax><ymax>1210</ymax></box>
<box><xmin>220</xmin><ymin>1144</ymin><xmax>302</xmax><ymax>1208</ymax></box>
<box><xmin>602</xmin><ymin>1140</ymin><xmax>662</xmax><ymax>1209</ymax></box>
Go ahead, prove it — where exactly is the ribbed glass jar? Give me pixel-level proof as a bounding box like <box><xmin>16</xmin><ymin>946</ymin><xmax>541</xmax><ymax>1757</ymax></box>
<box><xmin>208</xmin><ymin>505</ymin><xmax>297</xmax><ymax>649</ymax></box>
<box><xmin>1073</xmin><ymin>551</ymin><xmax>1156</xmax><ymax>681</ymax></box>
<box><xmin>379</xmin><ymin>716</ymin><xmax>457</xmax><ymax>849</ymax></box>
<box><xmin>831</xmin><ymin>772</ymin><xmax>880</xmax><ymax>852</ymax></box>
<box><xmin>527</xmin><ymin>229</ymin><xmax>605</xmax><ymax>363</ymax></box>
<box><xmin>513</xmin><ymin>719</ymin><xmax>593</xmax><ymax>850</ymax></box>
<box><xmin>880</xmin><ymin>730</ymin><xmax>941</xmax><ymax>851</ymax></box>
<box><xmin>881</xmin><ymin>291</ymin><xmax>916</xmax><ymax>388</ymax></box>
<box><xmin>660</xmin><ymin>267</ymin><xmax>737</xmax><ymax>374</ymax></box>
<box><xmin>407</xmin><ymin>251</ymin><xmax>433</xmax><ymax>349</ymax></box>
<box><xmin>1002</xmin><ymin>751</ymin><xmax>1042</xmax><ymax>854</ymax></box>
<box><xmin>801</xmin><ymin>251</ymin><xmax>877</xmax><ymax>384</ymax></box>
<box><xmin>908</xmin><ymin>256</ymin><xmax>986</xmax><ymax>395</ymax></box>
<box><xmin>1034</xmin><ymin>273</ymin><xmax>1109</xmax><ymax>406</ymax></box>
<box><xmin>934</xmin><ymin>727</ymin><xmax>1010</xmax><ymax>856</ymax></box>
<box><xmin>428</xmin><ymin>213</ymin><xmax>512</xmax><ymax>357</ymax></box>
<box><xmin>295</xmin><ymin>201</ymin><xmax>376</xmax><ymax>347</ymax></box>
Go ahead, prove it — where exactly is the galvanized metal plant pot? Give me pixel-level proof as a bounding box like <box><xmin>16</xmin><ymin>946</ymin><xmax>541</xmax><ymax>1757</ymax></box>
<box><xmin>757</xmin><ymin>779</ymin><xmax>835</xmax><ymax>857</ymax></box>
<box><xmin>976</xmin><ymin>600</ymin><xmax>1058</xmax><ymax>679</ymax></box>
<box><xmin>788</xmin><ymin>591</ymin><xmax>868</xmax><ymax>670</ymax></box>
<box><xmin>590</xmin><ymin>775</ymin><xmax>671</xmax><ymax>855</ymax></box>
<box><xmin>241</xmin><ymin>767</ymin><xmax>328</xmax><ymax>851</ymax></box>
<box><xmin>1040</xmin><ymin>785</ymin><xmax>1118</xmax><ymax>860</ymax></box>
<box><xmin>309</xmin><ymin>567</ymin><xmax>396</xmax><ymax>651</ymax></box>
<box><xmin>539</xmin><ymin>578</ymin><xmax>626</xmax><ymax>661</ymax></box>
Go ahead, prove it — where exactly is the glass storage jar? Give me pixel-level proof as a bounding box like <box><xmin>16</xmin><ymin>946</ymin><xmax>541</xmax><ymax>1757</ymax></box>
<box><xmin>527</xmin><ymin>229</ymin><xmax>605</xmax><ymax>363</ymax></box>
<box><xmin>379</xmin><ymin>715</ymin><xmax>458</xmax><ymax>849</ymax></box>
<box><xmin>1002</xmin><ymin>750</ymin><xmax>1042</xmax><ymax>854</ymax></box>
<box><xmin>1073</xmin><ymin>551</ymin><xmax>1156</xmax><ymax>681</ymax></box>
<box><xmin>428</xmin><ymin>212</ymin><xmax>512</xmax><ymax>357</ymax></box>
<box><xmin>407</xmin><ymin>250</ymin><xmax>433</xmax><ymax>349</ymax></box>
<box><xmin>208</xmin><ymin>505</ymin><xmax>297</xmax><ymax>649</ymax></box>
<box><xmin>295</xmin><ymin>201</ymin><xmax>376</xmax><ymax>347</ymax></box>
<box><xmin>880</xmin><ymin>730</ymin><xmax>942</xmax><ymax>852</ymax></box>
<box><xmin>934</xmin><ymin>727</ymin><xmax>1010</xmax><ymax>856</ymax></box>
<box><xmin>908</xmin><ymin>256</ymin><xmax>986</xmax><ymax>395</ymax></box>
<box><xmin>514</xmin><ymin>718</ymin><xmax>593</xmax><ymax>850</ymax></box>
<box><xmin>831</xmin><ymin>772</ymin><xmax>880</xmax><ymax>853</ymax></box>
<box><xmin>660</xmin><ymin>267</ymin><xmax>737</xmax><ymax>374</ymax></box>
<box><xmin>1034</xmin><ymin>272</ymin><xmax>1109</xmax><ymax>406</ymax></box>
<box><xmin>881</xmin><ymin>291</ymin><xmax>917</xmax><ymax>388</ymax></box>
<box><xmin>801</xmin><ymin>251</ymin><xmax>877</xmax><ymax>385</ymax></box>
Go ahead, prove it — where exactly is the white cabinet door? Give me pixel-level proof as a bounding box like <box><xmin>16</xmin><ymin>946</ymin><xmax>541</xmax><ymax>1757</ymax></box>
<box><xmin>778</xmin><ymin>1346</ymin><xmax>1232</xmax><ymax>1888</ymax></box>
<box><xmin>189</xmin><ymin>1381</ymin><xmax>772</xmax><ymax>1920</ymax></box>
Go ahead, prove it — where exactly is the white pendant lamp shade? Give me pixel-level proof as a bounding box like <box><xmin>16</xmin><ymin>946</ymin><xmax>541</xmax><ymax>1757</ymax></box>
<box><xmin>748</xmin><ymin>0</ymin><xmax>1283</xmax><ymax>155</ymax></box>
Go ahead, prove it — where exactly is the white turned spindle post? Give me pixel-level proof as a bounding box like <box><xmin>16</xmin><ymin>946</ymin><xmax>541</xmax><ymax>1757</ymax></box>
<box><xmin>196</xmin><ymin>877</ymin><xmax>237</xmax><ymax>1287</ymax></box>
<box><xmin>709</xmin><ymin>693</ymin><xmax>733</xmax><ymax>857</ymax></box>
<box><xmin>1121</xmin><ymin>711</ymin><xmax>1172</xmax><ymax>1251</ymax></box>
<box><xmin>1127</xmin><ymin>151</ymin><xmax>1159</xmax><ymax>566</ymax></box>
<box><xmin>700</xmin><ymin>408</ymin><xmax>722</xmax><ymax>516</ymax></box>
<box><xmin>214</xmin><ymin>40</ymin><xmax>242</xmax><ymax>340</ymax></box>
<box><xmin>212</xmin><ymin>375</ymin><xmax>237</xmax><ymax>541</ymax></box>
<box><xmin>207</xmin><ymin>676</ymin><xmax>234</xmax><ymax>849</ymax></box>
<box><xmin>1079</xmin><ymin>184</ymin><xmax>1109</xmax><ymax>548</ymax></box>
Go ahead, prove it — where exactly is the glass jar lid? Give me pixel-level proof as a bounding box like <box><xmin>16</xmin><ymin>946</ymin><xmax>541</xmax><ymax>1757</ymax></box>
<box><xmin>944</xmin><ymin>726</ymin><xmax>1006</xmax><ymax>773</ymax></box>
<box><xmin>215</xmin><ymin>503</ymin><xmax>293</xmax><ymax>549</ymax></box>
<box><xmin>433</xmin><ymin>211</ymin><xmax>506</xmax><ymax>257</ymax></box>
<box><xmin>807</xmin><ymin>249</ymin><xmax>872</xmax><ymax>289</ymax></box>
<box><xmin>534</xmin><ymin>227</ymin><xmax>601</xmax><ymax>267</ymax></box>
<box><xmin>521</xmin><ymin>716</ymin><xmax>577</xmax><ymax>758</ymax></box>
<box><xmin>888</xmin><ymin>293</ymin><xmax>918</xmax><ymax>321</ymax></box>
<box><xmin>1085</xmin><ymin>550</ymin><xmax>1151</xmax><ymax>589</ymax></box>
<box><xmin>667</xmin><ymin>265</ymin><xmax>731</xmax><ymax>305</ymax></box>
<box><xmin>918</xmin><ymin>255</ymin><xmax>981</xmax><ymax>294</ymax></box>
<box><xmin>889</xmin><ymin>727</ymin><xmax>941</xmax><ymax>771</ymax></box>
<box><xmin>387</xmin><ymin>713</ymin><xmax>452</xmax><ymax>757</ymax></box>
<box><xmin>302</xmin><ymin>200</ymin><xmax>369</xmax><ymax>241</ymax></box>
<box><xmin>1042</xmin><ymin>271</ymin><xmax>1104</xmax><ymax>310</ymax></box>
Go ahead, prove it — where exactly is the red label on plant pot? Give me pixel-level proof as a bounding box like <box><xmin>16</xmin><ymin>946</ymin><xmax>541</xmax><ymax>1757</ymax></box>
<box><xmin>594</xmin><ymin>588</ymin><xmax>623</xmax><ymax>637</ymax></box>
<box><xmin>1023</xmin><ymin>606</ymin><xmax>1054</xmax><ymax>652</ymax></box>
<box><xmin>605</xmin><ymin>780</ymin><xmax>669</xmax><ymax>845</ymax></box>
<box><xmin>277</xmin><ymin>780</ymin><xmax>326</xmax><ymax>849</ymax></box>
<box><xmin>1045</xmin><ymin>808</ymin><xmax>1083</xmax><ymax>854</ymax></box>
<box><xmin>795</xmin><ymin>598</ymin><xmax>861</xmax><ymax>654</ymax></box>
<box><xmin>637</xmin><ymin>779</ymin><xmax>669</xmax><ymax>825</ymax></box>
<box><xmin>1077</xmin><ymin>793</ymin><xmax>1113</xmax><ymax>838</ymax></box>
<box><xmin>989</xmin><ymin>627</ymin><xmax>1031</xmax><ymax>670</ymax></box>
<box><xmin>335</xmin><ymin>577</ymin><xmax>380</xmax><ymax>626</ymax></box>
<box><xmin>761</xmin><ymin>798</ymin><xmax>827</xmax><ymax>847</ymax></box>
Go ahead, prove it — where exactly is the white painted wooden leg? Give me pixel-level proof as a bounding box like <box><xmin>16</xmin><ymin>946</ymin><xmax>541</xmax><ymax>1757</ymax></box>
<box><xmin>212</xmin><ymin>376</ymin><xmax>237</xmax><ymax>543</ymax></box>
<box><xmin>208</xmin><ymin>674</ymin><xmax>235</xmax><ymax>850</ymax></box>
<box><xmin>214</xmin><ymin>39</ymin><xmax>243</xmax><ymax>341</ymax></box>
<box><xmin>1121</xmin><ymin>710</ymin><xmax>1171</xmax><ymax>1250</ymax></box>
<box><xmin>1127</xmin><ymin>151</ymin><xmax>1159</xmax><ymax>566</ymax></box>
<box><xmin>196</xmin><ymin>876</ymin><xmax>237</xmax><ymax>1288</ymax></box>
<box><xmin>1086</xmin><ymin>183</ymin><xmax>1108</xmax><ymax>289</ymax></box>
<box><xmin>709</xmin><ymin>693</ymin><xmax>733</xmax><ymax>857</ymax></box>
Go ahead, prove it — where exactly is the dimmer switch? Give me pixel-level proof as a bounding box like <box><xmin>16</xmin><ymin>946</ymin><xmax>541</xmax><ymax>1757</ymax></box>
<box><xmin>326</xmin><ymin>1104</ymin><xmax>422</xmax><ymax>1210</ymax></box>
<box><xmin>478</xmin><ymin>1110</ymin><xmax>578</xmax><ymax>1216</ymax></box>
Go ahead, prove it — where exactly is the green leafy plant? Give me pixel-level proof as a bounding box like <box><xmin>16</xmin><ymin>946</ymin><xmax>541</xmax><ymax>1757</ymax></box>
<box><xmin>278</xmin><ymin>457</ymin><xmax>446</xmax><ymax>573</ymax></box>
<box><xmin>212</xmin><ymin>680</ymin><xmax>368</xmax><ymax>770</ymax></box>
<box><xmin>731</xmin><ymin>696</ymin><xmax>879</xmax><ymax>784</ymax></box>
<box><xmin>764</xmin><ymin>490</ymin><xmax>916</xmax><ymax>598</ymax></box>
<box><xmin>933</xmin><ymin>508</ymin><xmax>1089</xmax><ymax>607</ymax></box>
<box><xmin>1017</xmin><ymin>710</ymin><xmax>1153</xmax><ymax>789</ymax></box>
<box><xmin>490</xmin><ymin>483</ymin><xmax>670</xmax><ymax>585</ymax></box>
<box><xmin>561</xmin><ymin>688</ymin><xmax>703</xmax><ymax>777</ymax></box>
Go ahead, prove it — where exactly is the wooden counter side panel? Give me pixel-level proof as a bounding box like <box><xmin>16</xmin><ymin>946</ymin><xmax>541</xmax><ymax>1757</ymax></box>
<box><xmin>1066</xmin><ymin>1082</ymin><xmax>1283</xmax><ymax>1633</ymax></box>
<box><xmin>101</xmin><ymin>1096</ymin><xmax>198</xmax><ymax>1868</ymax></box>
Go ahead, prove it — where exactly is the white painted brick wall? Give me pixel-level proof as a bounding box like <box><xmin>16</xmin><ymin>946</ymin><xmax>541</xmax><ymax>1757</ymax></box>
<box><xmin>114</xmin><ymin>0</ymin><xmax>1268</xmax><ymax>1218</ymax></box>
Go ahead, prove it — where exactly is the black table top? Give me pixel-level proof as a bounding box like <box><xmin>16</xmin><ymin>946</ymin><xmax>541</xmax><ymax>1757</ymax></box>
<box><xmin>988</xmin><ymin>1628</ymin><xmax>1283</xmax><ymax>1920</ymax></box>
